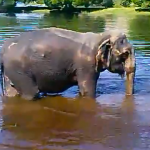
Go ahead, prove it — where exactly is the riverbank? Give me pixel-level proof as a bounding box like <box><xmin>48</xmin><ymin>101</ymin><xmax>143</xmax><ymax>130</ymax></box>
<box><xmin>31</xmin><ymin>9</ymin><xmax>50</xmax><ymax>13</ymax></box>
<box><xmin>0</xmin><ymin>5</ymin><xmax>105</xmax><ymax>14</ymax></box>
<box><xmin>88</xmin><ymin>7</ymin><xmax>150</xmax><ymax>17</ymax></box>
<box><xmin>31</xmin><ymin>7</ymin><xmax>150</xmax><ymax>17</ymax></box>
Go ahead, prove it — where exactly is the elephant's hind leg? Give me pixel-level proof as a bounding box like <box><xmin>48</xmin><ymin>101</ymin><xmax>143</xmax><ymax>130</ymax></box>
<box><xmin>20</xmin><ymin>80</ymin><xmax>39</xmax><ymax>100</ymax></box>
<box><xmin>5</xmin><ymin>70</ymin><xmax>39</xmax><ymax>100</ymax></box>
<box><xmin>4</xmin><ymin>75</ymin><xmax>19</xmax><ymax>97</ymax></box>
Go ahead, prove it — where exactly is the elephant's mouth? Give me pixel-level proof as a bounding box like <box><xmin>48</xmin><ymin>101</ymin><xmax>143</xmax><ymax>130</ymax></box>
<box><xmin>107</xmin><ymin>53</ymin><xmax>125</xmax><ymax>77</ymax></box>
<box><xmin>108</xmin><ymin>63</ymin><xmax>125</xmax><ymax>77</ymax></box>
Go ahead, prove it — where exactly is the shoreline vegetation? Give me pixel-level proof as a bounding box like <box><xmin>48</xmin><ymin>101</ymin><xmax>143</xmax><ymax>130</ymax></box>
<box><xmin>0</xmin><ymin>5</ymin><xmax>105</xmax><ymax>14</ymax></box>
<box><xmin>31</xmin><ymin>7</ymin><xmax>150</xmax><ymax>17</ymax></box>
<box><xmin>0</xmin><ymin>0</ymin><xmax>150</xmax><ymax>15</ymax></box>
<box><xmin>1</xmin><ymin>6</ymin><xmax>150</xmax><ymax>15</ymax></box>
<box><xmin>88</xmin><ymin>7</ymin><xmax>150</xmax><ymax>17</ymax></box>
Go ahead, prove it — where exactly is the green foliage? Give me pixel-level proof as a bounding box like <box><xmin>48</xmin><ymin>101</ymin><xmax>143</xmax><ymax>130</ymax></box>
<box><xmin>2</xmin><ymin>0</ymin><xmax>16</xmax><ymax>6</ymax></box>
<box><xmin>112</xmin><ymin>0</ymin><xmax>150</xmax><ymax>8</ymax></box>
<box><xmin>36</xmin><ymin>0</ymin><xmax>44</xmax><ymax>3</ymax></box>
<box><xmin>44</xmin><ymin>0</ymin><xmax>63</xmax><ymax>7</ymax></box>
<box><xmin>101</xmin><ymin>0</ymin><xmax>114</xmax><ymax>7</ymax></box>
<box><xmin>113</xmin><ymin>0</ymin><xmax>122</xmax><ymax>7</ymax></box>
<box><xmin>44</xmin><ymin>0</ymin><xmax>112</xmax><ymax>8</ymax></box>
<box><xmin>113</xmin><ymin>0</ymin><xmax>131</xmax><ymax>7</ymax></box>
<box><xmin>73</xmin><ymin>0</ymin><xmax>90</xmax><ymax>7</ymax></box>
<box><xmin>1</xmin><ymin>0</ymin><xmax>150</xmax><ymax>9</ymax></box>
<box><xmin>121</xmin><ymin>0</ymin><xmax>131</xmax><ymax>6</ymax></box>
<box><xmin>141</xmin><ymin>1</ymin><xmax>150</xmax><ymax>8</ymax></box>
<box><xmin>0</xmin><ymin>0</ymin><xmax>3</xmax><ymax>5</ymax></box>
<box><xmin>131</xmin><ymin>0</ymin><xmax>142</xmax><ymax>6</ymax></box>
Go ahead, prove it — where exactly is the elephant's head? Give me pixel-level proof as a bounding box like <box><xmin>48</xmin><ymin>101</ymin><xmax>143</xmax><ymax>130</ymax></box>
<box><xmin>96</xmin><ymin>30</ymin><xmax>136</xmax><ymax>95</ymax></box>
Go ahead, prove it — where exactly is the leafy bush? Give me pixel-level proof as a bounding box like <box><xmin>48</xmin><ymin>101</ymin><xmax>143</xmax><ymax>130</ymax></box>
<box><xmin>141</xmin><ymin>1</ymin><xmax>150</xmax><ymax>8</ymax></box>
<box><xmin>36</xmin><ymin>0</ymin><xmax>44</xmax><ymax>4</ymax></box>
<box><xmin>131</xmin><ymin>0</ymin><xmax>142</xmax><ymax>6</ymax></box>
<box><xmin>101</xmin><ymin>0</ymin><xmax>114</xmax><ymax>7</ymax></box>
<box><xmin>113</xmin><ymin>0</ymin><xmax>122</xmax><ymax>7</ymax></box>
<box><xmin>1</xmin><ymin>0</ymin><xmax>150</xmax><ymax>10</ymax></box>
<box><xmin>121</xmin><ymin>0</ymin><xmax>131</xmax><ymax>6</ymax></box>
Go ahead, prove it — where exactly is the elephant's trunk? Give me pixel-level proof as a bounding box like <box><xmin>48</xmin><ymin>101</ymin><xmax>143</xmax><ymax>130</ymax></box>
<box><xmin>125</xmin><ymin>72</ymin><xmax>135</xmax><ymax>95</ymax></box>
<box><xmin>124</xmin><ymin>48</ymin><xmax>136</xmax><ymax>95</ymax></box>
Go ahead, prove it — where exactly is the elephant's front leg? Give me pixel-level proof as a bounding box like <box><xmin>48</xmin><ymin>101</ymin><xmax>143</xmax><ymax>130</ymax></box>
<box><xmin>77</xmin><ymin>68</ymin><xmax>97</xmax><ymax>99</ymax></box>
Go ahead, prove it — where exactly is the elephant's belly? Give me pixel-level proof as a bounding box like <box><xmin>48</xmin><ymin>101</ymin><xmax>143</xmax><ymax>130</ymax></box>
<box><xmin>36</xmin><ymin>76</ymin><xmax>77</xmax><ymax>93</ymax></box>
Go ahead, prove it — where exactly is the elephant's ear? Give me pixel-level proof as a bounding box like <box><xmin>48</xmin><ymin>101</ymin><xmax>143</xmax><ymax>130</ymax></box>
<box><xmin>95</xmin><ymin>39</ymin><xmax>111</xmax><ymax>71</ymax></box>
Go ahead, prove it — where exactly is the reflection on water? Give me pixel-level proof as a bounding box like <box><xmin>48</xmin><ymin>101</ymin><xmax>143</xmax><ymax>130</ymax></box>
<box><xmin>0</xmin><ymin>12</ymin><xmax>150</xmax><ymax>150</ymax></box>
<box><xmin>0</xmin><ymin>95</ymin><xmax>139</xmax><ymax>150</ymax></box>
<box><xmin>1</xmin><ymin>94</ymin><xmax>150</xmax><ymax>150</ymax></box>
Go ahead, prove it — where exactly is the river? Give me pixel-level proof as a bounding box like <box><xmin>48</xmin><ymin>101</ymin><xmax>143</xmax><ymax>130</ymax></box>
<box><xmin>0</xmin><ymin>12</ymin><xmax>150</xmax><ymax>150</ymax></box>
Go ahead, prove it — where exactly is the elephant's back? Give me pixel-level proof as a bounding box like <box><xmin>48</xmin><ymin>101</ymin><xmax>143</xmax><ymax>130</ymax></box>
<box><xmin>2</xmin><ymin>30</ymin><xmax>81</xmax><ymax>69</ymax></box>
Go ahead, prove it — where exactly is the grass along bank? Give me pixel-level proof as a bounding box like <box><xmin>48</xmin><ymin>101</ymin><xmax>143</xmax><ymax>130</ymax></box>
<box><xmin>31</xmin><ymin>7</ymin><xmax>150</xmax><ymax>16</ymax></box>
<box><xmin>31</xmin><ymin>9</ymin><xmax>50</xmax><ymax>13</ymax></box>
<box><xmin>88</xmin><ymin>7</ymin><xmax>150</xmax><ymax>17</ymax></box>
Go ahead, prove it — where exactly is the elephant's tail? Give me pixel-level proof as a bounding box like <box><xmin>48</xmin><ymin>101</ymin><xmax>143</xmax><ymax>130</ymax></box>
<box><xmin>0</xmin><ymin>52</ymin><xmax>5</xmax><ymax>96</ymax></box>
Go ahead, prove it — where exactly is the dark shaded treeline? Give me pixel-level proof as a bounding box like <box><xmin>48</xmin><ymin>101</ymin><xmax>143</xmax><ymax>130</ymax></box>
<box><xmin>0</xmin><ymin>0</ymin><xmax>110</xmax><ymax>13</ymax></box>
<box><xmin>0</xmin><ymin>0</ymin><xmax>150</xmax><ymax>14</ymax></box>
<box><xmin>0</xmin><ymin>5</ymin><xmax>105</xmax><ymax>13</ymax></box>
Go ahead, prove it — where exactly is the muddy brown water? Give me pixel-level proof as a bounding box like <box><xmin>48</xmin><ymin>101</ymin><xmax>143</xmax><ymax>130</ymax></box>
<box><xmin>0</xmin><ymin>13</ymin><xmax>150</xmax><ymax>150</ymax></box>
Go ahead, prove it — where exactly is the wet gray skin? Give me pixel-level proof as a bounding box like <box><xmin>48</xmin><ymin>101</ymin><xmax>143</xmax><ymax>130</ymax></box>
<box><xmin>0</xmin><ymin>27</ymin><xmax>135</xmax><ymax>100</ymax></box>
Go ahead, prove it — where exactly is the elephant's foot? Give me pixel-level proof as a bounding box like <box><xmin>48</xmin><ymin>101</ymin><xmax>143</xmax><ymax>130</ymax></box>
<box><xmin>5</xmin><ymin>83</ymin><xmax>19</xmax><ymax>98</ymax></box>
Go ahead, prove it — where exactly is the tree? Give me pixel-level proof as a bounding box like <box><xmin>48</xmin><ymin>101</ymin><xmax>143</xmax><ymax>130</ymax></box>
<box><xmin>0</xmin><ymin>0</ymin><xmax>16</xmax><ymax>6</ymax></box>
<box><xmin>131</xmin><ymin>0</ymin><xmax>143</xmax><ymax>6</ymax></box>
<box><xmin>73</xmin><ymin>0</ymin><xmax>90</xmax><ymax>7</ymax></box>
<box><xmin>101</xmin><ymin>0</ymin><xmax>113</xmax><ymax>7</ymax></box>
<box><xmin>43</xmin><ymin>0</ymin><xmax>93</xmax><ymax>8</ymax></box>
<box><xmin>44</xmin><ymin>0</ymin><xmax>63</xmax><ymax>8</ymax></box>
<box><xmin>141</xmin><ymin>0</ymin><xmax>150</xmax><ymax>8</ymax></box>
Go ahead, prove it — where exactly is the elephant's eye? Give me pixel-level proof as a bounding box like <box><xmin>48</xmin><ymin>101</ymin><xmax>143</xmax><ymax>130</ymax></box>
<box><xmin>120</xmin><ymin>38</ymin><xmax>127</xmax><ymax>45</ymax></box>
<box><xmin>120</xmin><ymin>39</ymin><xmax>124</xmax><ymax>44</ymax></box>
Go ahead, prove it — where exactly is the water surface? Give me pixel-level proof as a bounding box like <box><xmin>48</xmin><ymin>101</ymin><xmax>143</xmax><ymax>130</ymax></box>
<box><xmin>0</xmin><ymin>12</ymin><xmax>150</xmax><ymax>150</ymax></box>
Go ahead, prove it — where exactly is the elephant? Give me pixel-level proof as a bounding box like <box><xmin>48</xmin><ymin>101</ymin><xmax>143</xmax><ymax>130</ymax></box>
<box><xmin>0</xmin><ymin>27</ymin><xmax>136</xmax><ymax>100</ymax></box>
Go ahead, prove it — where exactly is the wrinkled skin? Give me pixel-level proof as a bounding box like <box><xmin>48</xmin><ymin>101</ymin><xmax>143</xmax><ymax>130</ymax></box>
<box><xmin>0</xmin><ymin>27</ymin><xmax>136</xmax><ymax>100</ymax></box>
